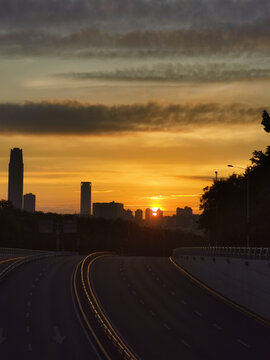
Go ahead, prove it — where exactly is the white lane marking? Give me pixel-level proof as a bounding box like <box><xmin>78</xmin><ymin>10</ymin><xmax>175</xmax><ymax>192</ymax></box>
<box><xmin>164</xmin><ymin>323</ymin><xmax>171</xmax><ymax>330</ymax></box>
<box><xmin>127</xmin><ymin>283</ymin><xmax>131</xmax><ymax>288</ymax></box>
<box><xmin>39</xmin><ymin>272</ymin><xmax>42</xmax><ymax>276</ymax></box>
<box><xmin>132</xmin><ymin>290</ymin><xmax>137</xmax><ymax>295</ymax></box>
<box><xmin>26</xmin><ymin>326</ymin><xmax>30</xmax><ymax>333</ymax></box>
<box><xmin>213</xmin><ymin>323</ymin><xmax>222</xmax><ymax>330</ymax></box>
<box><xmin>170</xmin><ymin>291</ymin><xmax>175</xmax><ymax>296</ymax></box>
<box><xmin>27</xmin><ymin>301</ymin><xmax>31</xmax><ymax>307</ymax></box>
<box><xmin>0</xmin><ymin>329</ymin><xmax>6</xmax><ymax>344</ymax></box>
<box><xmin>139</xmin><ymin>299</ymin><xmax>145</xmax><ymax>305</ymax></box>
<box><xmin>195</xmin><ymin>311</ymin><xmax>202</xmax><ymax>317</ymax></box>
<box><xmin>52</xmin><ymin>326</ymin><xmax>65</xmax><ymax>344</ymax></box>
<box><xmin>182</xmin><ymin>340</ymin><xmax>191</xmax><ymax>349</ymax></box>
<box><xmin>182</xmin><ymin>300</ymin><xmax>187</xmax><ymax>305</ymax></box>
<box><xmin>238</xmin><ymin>339</ymin><xmax>250</xmax><ymax>349</ymax></box>
<box><xmin>32</xmin><ymin>284</ymin><xmax>35</xmax><ymax>288</ymax></box>
<box><xmin>35</xmin><ymin>277</ymin><xmax>38</xmax><ymax>282</ymax></box>
<box><xmin>28</xmin><ymin>344</ymin><xmax>32</xmax><ymax>352</ymax></box>
<box><xmin>123</xmin><ymin>277</ymin><xmax>126</xmax><ymax>281</ymax></box>
<box><xmin>29</xmin><ymin>292</ymin><xmax>32</xmax><ymax>296</ymax></box>
<box><xmin>150</xmin><ymin>310</ymin><xmax>156</xmax><ymax>317</ymax></box>
<box><xmin>156</xmin><ymin>277</ymin><xmax>160</xmax><ymax>281</ymax></box>
<box><xmin>162</xmin><ymin>283</ymin><xmax>166</xmax><ymax>288</ymax></box>
<box><xmin>26</xmin><ymin>312</ymin><xmax>30</xmax><ymax>318</ymax></box>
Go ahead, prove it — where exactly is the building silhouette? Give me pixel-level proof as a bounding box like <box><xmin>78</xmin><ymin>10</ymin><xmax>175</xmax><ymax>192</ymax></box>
<box><xmin>135</xmin><ymin>209</ymin><xmax>143</xmax><ymax>223</ymax></box>
<box><xmin>145</xmin><ymin>208</ymin><xmax>152</xmax><ymax>222</ymax></box>
<box><xmin>93</xmin><ymin>201</ymin><xmax>124</xmax><ymax>220</ymax></box>
<box><xmin>8</xmin><ymin>148</ymin><xmax>24</xmax><ymax>209</ymax></box>
<box><xmin>24</xmin><ymin>193</ymin><xmax>36</xmax><ymax>213</ymax></box>
<box><xmin>80</xmin><ymin>182</ymin><xmax>91</xmax><ymax>216</ymax></box>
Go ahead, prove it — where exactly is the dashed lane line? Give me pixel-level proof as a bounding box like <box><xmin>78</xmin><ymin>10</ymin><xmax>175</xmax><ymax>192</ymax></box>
<box><xmin>163</xmin><ymin>323</ymin><xmax>171</xmax><ymax>331</ymax></box>
<box><xmin>237</xmin><ymin>339</ymin><xmax>250</xmax><ymax>349</ymax></box>
<box><xmin>213</xmin><ymin>323</ymin><xmax>222</xmax><ymax>331</ymax></box>
<box><xmin>182</xmin><ymin>340</ymin><xmax>191</xmax><ymax>349</ymax></box>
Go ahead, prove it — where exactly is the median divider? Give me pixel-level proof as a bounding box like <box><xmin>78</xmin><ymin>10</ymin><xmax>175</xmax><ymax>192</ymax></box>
<box><xmin>73</xmin><ymin>252</ymin><xmax>138</xmax><ymax>360</ymax></box>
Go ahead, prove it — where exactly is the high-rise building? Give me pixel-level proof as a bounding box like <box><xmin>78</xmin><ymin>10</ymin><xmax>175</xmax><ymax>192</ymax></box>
<box><xmin>80</xmin><ymin>182</ymin><xmax>91</xmax><ymax>216</ymax></box>
<box><xmin>8</xmin><ymin>148</ymin><xmax>24</xmax><ymax>209</ymax></box>
<box><xmin>24</xmin><ymin>193</ymin><xmax>36</xmax><ymax>213</ymax></box>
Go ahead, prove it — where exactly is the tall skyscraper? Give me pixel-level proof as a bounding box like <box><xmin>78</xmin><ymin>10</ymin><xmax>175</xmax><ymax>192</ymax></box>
<box><xmin>24</xmin><ymin>193</ymin><xmax>36</xmax><ymax>213</ymax></box>
<box><xmin>80</xmin><ymin>182</ymin><xmax>91</xmax><ymax>216</ymax></box>
<box><xmin>8</xmin><ymin>148</ymin><xmax>24</xmax><ymax>209</ymax></box>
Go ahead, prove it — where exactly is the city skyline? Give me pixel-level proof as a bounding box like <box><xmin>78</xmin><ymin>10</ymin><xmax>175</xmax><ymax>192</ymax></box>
<box><xmin>0</xmin><ymin>143</ymin><xmax>266</xmax><ymax>215</ymax></box>
<box><xmin>0</xmin><ymin>0</ymin><xmax>269</xmax><ymax>214</ymax></box>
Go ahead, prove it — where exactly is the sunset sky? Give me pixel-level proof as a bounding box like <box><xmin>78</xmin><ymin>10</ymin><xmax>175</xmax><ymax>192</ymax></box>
<box><xmin>0</xmin><ymin>0</ymin><xmax>270</xmax><ymax>215</ymax></box>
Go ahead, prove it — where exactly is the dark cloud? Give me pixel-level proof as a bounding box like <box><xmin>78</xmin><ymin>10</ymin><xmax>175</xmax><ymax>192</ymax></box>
<box><xmin>57</xmin><ymin>62</ymin><xmax>270</xmax><ymax>82</ymax></box>
<box><xmin>0</xmin><ymin>101</ymin><xmax>262</xmax><ymax>135</ymax></box>
<box><xmin>0</xmin><ymin>0</ymin><xmax>270</xmax><ymax>32</ymax></box>
<box><xmin>167</xmin><ymin>175</ymin><xmax>214</xmax><ymax>181</ymax></box>
<box><xmin>1</xmin><ymin>23</ymin><xmax>270</xmax><ymax>58</ymax></box>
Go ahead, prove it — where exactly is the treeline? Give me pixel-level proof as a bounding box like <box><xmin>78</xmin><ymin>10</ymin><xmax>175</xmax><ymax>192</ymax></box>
<box><xmin>200</xmin><ymin>146</ymin><xmax>270</xmax><ymax>247</ymax></box>
<box><xmin>0</xmin><ymin>201</ymin><xmax>204</xmax><ymax>256</ymax></box>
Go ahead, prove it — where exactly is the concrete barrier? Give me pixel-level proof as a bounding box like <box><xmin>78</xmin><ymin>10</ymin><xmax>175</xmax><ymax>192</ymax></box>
<box><xmin>172</xmin><ymin>247</ymin><xmax>270</xmax><ymax>321</ymax></box>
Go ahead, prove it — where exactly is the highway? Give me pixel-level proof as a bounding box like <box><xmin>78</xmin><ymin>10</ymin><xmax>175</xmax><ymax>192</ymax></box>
<box><xmin>0</xmin><ymin>255</ymin><xmax>101</xmax><ymax>360</ymax></box>
<box><xmin>90</xmin><ymin>256</ymin><xmax>270</xmax><ymax>360</ymax></box>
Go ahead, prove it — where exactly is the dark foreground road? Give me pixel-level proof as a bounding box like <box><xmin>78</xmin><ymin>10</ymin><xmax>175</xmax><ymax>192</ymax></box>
<box><xmin>91</xmin><ymin>256</ymin><xmax>270</xmax><ymax>360</ymax></box>
<box><xmin>0</xmin><ymin>255</ymin><xmax>101</xmax><ymax>360</ymax></box>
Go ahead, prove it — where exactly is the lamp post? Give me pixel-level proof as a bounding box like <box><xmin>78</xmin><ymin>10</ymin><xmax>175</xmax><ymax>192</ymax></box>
<box><xmin>227</xmin><ymin>165</ymin><xmax>250</xmax><ymax>247</ymax></box>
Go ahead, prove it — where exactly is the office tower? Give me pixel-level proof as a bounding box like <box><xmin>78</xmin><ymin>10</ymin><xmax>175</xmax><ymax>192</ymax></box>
<box><xmin>93</xmin><ymin>201</ymin><xmax>124</xmax><ymax>220</ymax></box>
<box><xmin>80</xmin><ymin>182</ymin><xmax>91</xmax><ymax>216</ymax></box>
<box><xmin>8</xmin><ymin>148</ymin><xmax>24</xmax><ymax>209</ymax></box>
<box><xmin>24</xmin><ymin>193</ymin><xmax>36</xmax><ymax>213</ymax></box>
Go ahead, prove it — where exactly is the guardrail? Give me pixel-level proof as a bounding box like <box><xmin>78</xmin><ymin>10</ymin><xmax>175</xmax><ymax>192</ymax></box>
<box><xmin>0</xmin><ymin>247</ymin><xmax>78</xmax><ymax>256</ymax></box>
<box><xmin>173</xmin><ymin>247</ymin><xmax>270</xmax><ymax>260</ymax></box>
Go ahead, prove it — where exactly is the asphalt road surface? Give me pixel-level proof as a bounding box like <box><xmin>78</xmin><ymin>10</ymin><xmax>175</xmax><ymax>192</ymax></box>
<box><xmin>0</xmin><ymin>255</ymin><xmax>101</xmax><ymax>360</ymax></box>
<box><xmin>91</xmin><ymin>256</ymin><xmax>270</xmax><ymax>360</ymax></box>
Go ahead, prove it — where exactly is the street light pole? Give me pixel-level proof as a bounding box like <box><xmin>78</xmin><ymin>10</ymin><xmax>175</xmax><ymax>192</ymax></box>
<box><xmin>227</xmin><ymin>165</ymin><xmax>250</xmax><ymax>247</ymax></box>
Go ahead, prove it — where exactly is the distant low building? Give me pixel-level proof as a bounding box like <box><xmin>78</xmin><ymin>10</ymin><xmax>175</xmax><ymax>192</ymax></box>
<box><xmin>135</xmin><ymin>209</ymin><xmax>143</xmax><ymax>223</ymax></box>
<box><xmin>176</xmin><ymin>206</ymin><xmax>193</xmax><ymax>217</ymax></box>
<box><xmin>93</xmin><ymin>201</ymin><xmax>124</xmax><ymax>220</ymax></box>
<box><xmin>145</xmin><ymin>208</ymin><xmax>152</xmax><ymax>222</ymax></box>
<box><xmin>124</xmin><ymin>209</ymin><xmax>133</xmax><ymax>221</ymax></box>
<box><xmin>145</xmin><ymin>208</ymin><xmax>163</xmax><ymax>224</ymax></box>
<box><xmin>23</xmin><ymin>193</ymin><xmax>36</xmax><ymax>213</ymax></box>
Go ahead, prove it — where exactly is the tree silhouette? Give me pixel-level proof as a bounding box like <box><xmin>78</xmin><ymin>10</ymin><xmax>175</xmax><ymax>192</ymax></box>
<box><xmin>261</xmin><ymin>110</ymin><xmax>270</xmax><ymax>132</ymax></box>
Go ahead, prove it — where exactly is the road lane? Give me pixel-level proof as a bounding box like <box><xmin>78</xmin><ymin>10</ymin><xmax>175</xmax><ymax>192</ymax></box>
<box><xmin>0</xmin><ymin>255</ymin><xmax>101</xmax><ymax>360</ymax></box>
<box><xmin>91</xmin><ymin>256</ymin><xmax>270</xmax><ymax>360</ymax></box>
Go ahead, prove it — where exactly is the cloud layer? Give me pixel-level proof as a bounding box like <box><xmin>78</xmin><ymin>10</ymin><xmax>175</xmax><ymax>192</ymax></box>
<box><xmin>1</xmin><ymin>23</ymin><xmax>270</xmax><ymax>59</ymax></box>
<box><xmin>57</xmin><ymin>61</ymin><xmax>270</xmax><ymax>82</ymax></box>
<box><xmin>1</xmin><ymin>0</ymin><xmax>270</xmax><ymax>31</ymax></box>
<box><xmin>0</xmin><ymin>101</ymin><xmax>262</xmax><ymax>135</ymax></box>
